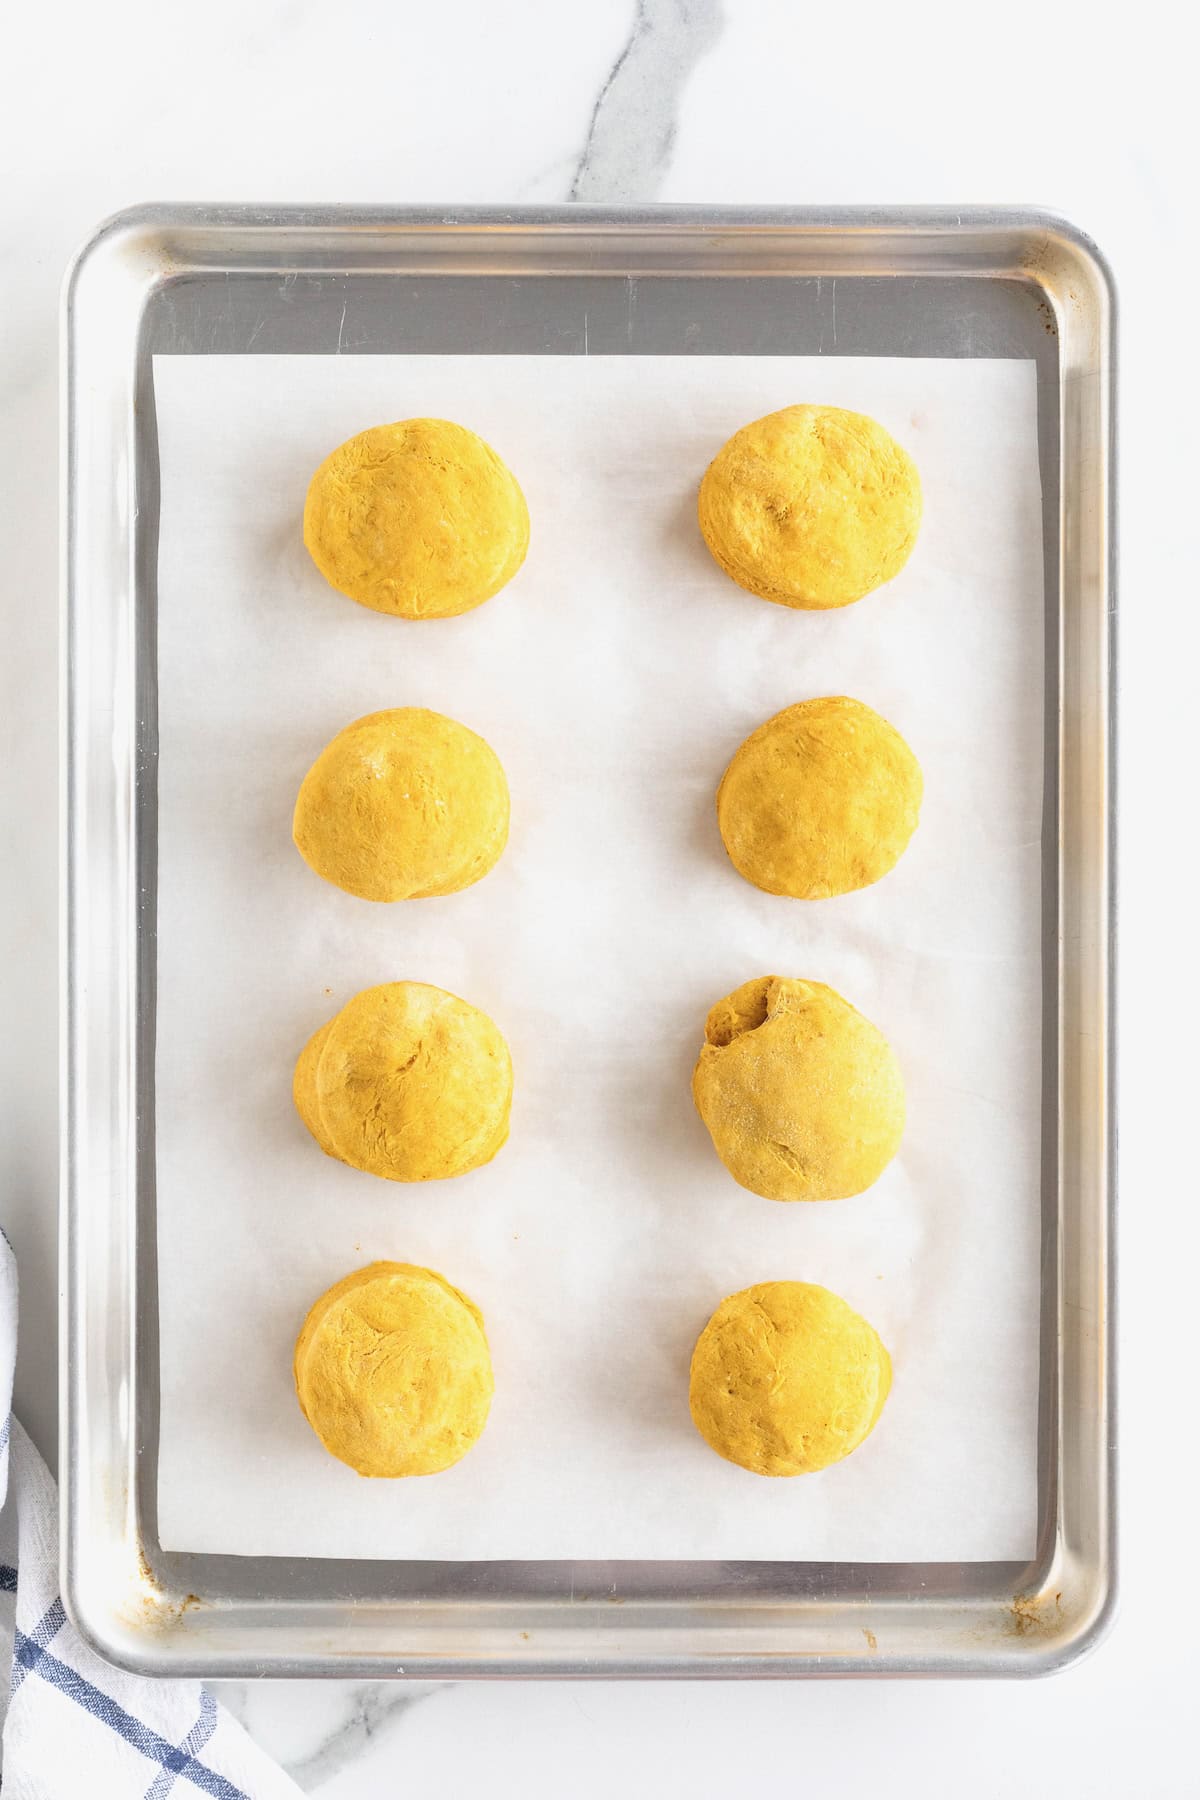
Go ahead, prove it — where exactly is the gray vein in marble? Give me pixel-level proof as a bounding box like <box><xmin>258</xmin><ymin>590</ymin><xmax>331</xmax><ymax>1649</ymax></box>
<box><xmin>515</xmin><ymin>150</ymin><xmax>584</xmax><ymax>202</ymax></box>
<box><xmin>569</xmin><ymin>0</ymin><xmax>724</xmax><ymax>203</ymax></box>
<box><xmin>285</xmin><ymin>1683</ymin><xmax>440</xmax><ymax>1791</ymax></box>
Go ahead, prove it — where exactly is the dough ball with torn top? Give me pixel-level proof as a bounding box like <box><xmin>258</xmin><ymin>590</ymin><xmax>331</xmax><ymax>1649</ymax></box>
<box><xmin>303</xmin><ymin>417</ymin><xmax>529</xmax><ymax>619</ymax></box>
<box><xmin>692</xmin><ymin>976</ymin><xmax>904</xmax><ymax>1202</ymax></box>
<box><xmin>689</xmin><ymin>1280</ymin><xmax>892</xmax><ymax>1476</ymax></box>
<box><xmin>295</xmin><ymin>1261</ymin><xmax>494</xmax><ymax>1477</ymax></box>
<box><xmin>717</xmin><ymin>696</ymin><xmax>922</xmax><ymax>899</ymax></box>
<box><xmin>698</xmin><ymin>404</ymin><xmax>921</xmax><ymax>609</ymax></box>
<box><xmin>295</xmin><ymin>981</ymin><xmax>512</xmax><ymax>1183</ymax></box>
<box><xmin>293</xmin><ymin>707</ymin><xmax>510</xmax><ymax>902</ymax></box>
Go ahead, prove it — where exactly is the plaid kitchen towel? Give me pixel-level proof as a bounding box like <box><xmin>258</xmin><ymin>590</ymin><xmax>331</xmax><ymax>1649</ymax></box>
<box><xmin>0</xmin><ymin>1232</ymin><xmax>302</xmax><ymax>1797</ymax></box>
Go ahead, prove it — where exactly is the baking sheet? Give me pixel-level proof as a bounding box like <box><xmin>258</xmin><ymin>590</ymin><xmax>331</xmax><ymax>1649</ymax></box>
<box><xmin>153</xmin><ymin>352</ymin><xmax>1043</xmax><ymax>1562</ymax></box>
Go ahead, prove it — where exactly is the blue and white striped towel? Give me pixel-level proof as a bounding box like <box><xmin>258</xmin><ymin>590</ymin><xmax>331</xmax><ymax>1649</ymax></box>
<box><xmin>0</xmin><ymin>1232</ymin><xmax>302</xmax><ymax>1797</ymax></box>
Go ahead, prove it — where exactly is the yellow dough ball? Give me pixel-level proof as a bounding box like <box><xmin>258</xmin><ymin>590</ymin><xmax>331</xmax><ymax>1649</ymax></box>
<box><xmin>717</xmin><ymin>696</ymin><xmax>922</xmax><ymax>899</ymax></box>
<box><xmin>295</xmin><ymin>1262</ymin><xmax>494</xmax><ymax>1476</ymax></box>
<box><xmin>293</xmin><ymin>707</ymin><xmax>510</xmax><ymax>902</ymax></box>
<box><xmin>689</xmin><ymin>1281</ymin><xmax>891</xmax><ymax>1476</ymax></box>
<box><xmin>296</xmin><ymin>981</ymin><xmax>512</xmax><ymax>1182</ymax></box>
<box><xmin>692</xmin><ymin>976</ymin><xmax>904</xmax><ymax>1201</ymax></box>
<box><xmin>293</xmin><ymin>1020</ymin><xmax>337</xmax><ymax>1156</ymax></box>
<box><xmin>303</xmin><ymin>418</ymin><xmax>529</xmax><ymax>619</ymax></box>
<box><xmin>698</xmin><ymin>404</ymin><xmax>921</xmax><ymax>609</ymax></box>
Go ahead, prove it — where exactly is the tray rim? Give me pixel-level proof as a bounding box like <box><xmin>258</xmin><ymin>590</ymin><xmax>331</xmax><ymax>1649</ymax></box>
<box><xmin>61</xmin><ymin>202</ymin><xmax>1116</xmax><ymax>1679</ymax></box>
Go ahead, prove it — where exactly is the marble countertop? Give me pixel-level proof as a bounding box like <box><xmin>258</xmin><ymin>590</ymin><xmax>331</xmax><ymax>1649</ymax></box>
<box><xmin>2</xmin><ymin>0</ymin><xmax>1193</xmax><ymax>1791</ymax></box>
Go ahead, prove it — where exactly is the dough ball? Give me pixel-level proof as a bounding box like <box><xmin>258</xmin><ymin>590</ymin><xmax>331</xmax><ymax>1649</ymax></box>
<box><xmin>698</xmin><ymin>404</ymin><xmax>921</xmax><ymax>609</ymax></box>
<box><xmin>717</xmin><ymin>696</ymin><xmax>922</xmax><ymax>898</ymax></box>
<box><xmin>303</xmin><ymin>417</ymin><xmax>529</xmax><ymax>619</ymax></box>
<box><xmin>296</xmin><ymin>981</ymin><xmax>512</xmax><ymax>1182</ymax></box>
<box><xmin>692</xmin><ymin>976</ymin><xmax>904</xmax><ymax>1201</ymax></box>
<box><xmin>295</xmin><ymin>1261</ymin><xmax>494</xmax><ymax>1476</ymax></box>
<box><xmin>293</xmin><ymin>707</ymin><xmax>510</xmax><ymax>902</ymax></box>
<box><xmin>689</xmin><ymin>1280</ymin><xmax>891</xmax><ymax>1476</ymax></box>
<box><xmin>293</xmin><ymin>1020</ymin><xmax>337</xmax><ymax>1156</ymax></box>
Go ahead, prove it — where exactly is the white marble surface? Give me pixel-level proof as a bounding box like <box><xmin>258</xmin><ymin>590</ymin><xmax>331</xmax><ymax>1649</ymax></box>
<box><xmin>2</xmin><ymin>0</ymin><xmax>1196</xmax><ymax>1792</ymax></box>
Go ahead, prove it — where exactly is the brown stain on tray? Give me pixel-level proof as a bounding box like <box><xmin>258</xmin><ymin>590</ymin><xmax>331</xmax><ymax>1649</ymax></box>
<box><xmin>119</xmin><ymin>1549</ymin><xmax>205</xmax><ymax>1634</ymax></box>
<box><xmin>1008</xmin><ymin>1589</ymin><xmax>1063</xmax><ymax>1636</ymax></box>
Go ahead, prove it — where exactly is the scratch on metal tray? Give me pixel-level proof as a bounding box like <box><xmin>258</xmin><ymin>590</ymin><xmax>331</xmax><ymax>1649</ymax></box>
<box><xmin>335</xmin><ymin>297</ymin><xmax>348</xmax><ymax>354</ymax></box>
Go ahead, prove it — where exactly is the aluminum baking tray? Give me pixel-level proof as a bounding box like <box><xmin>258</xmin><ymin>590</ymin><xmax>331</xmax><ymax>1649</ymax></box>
<box><xmin>62</xmin><ymin>205</ymin><xmax>1115</xmax><ymax>1678</ymax></box>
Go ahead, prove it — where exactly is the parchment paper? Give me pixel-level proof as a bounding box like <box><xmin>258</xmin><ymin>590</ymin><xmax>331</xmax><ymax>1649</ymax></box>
<box><xmin>153</xmin><ymin>353</ymin><xmax>1044</xmax><ymax>1561</ymax></box>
